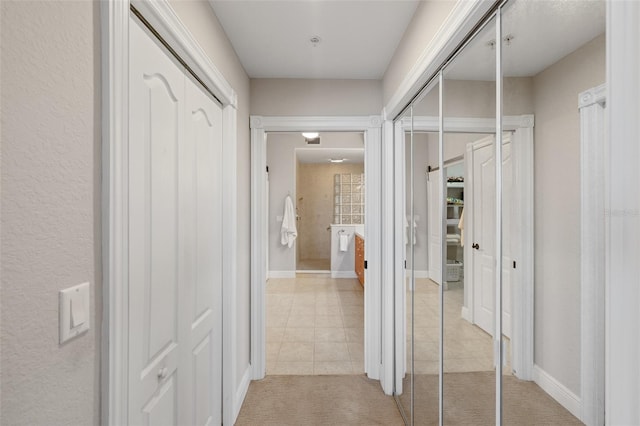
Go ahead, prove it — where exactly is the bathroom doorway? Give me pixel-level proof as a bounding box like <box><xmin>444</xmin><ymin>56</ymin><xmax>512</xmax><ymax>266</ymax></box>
<box><xmin>295</xmin><ymin>145</ymin><xmax>365</xmax><ymax>273</ymax></box>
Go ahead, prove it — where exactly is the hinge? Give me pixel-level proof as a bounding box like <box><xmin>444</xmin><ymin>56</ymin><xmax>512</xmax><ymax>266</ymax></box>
<box><xmin>364</xmin><ymin>260</ymin><xmax>368</xmax><ymax>269</ymax></box>
<box><xmin>513</xmin><ymin>260</ymin><xmax>516</xmax><ymax>269</ymax></box>
<box><xmin>404</xmin><ymin>260</ymin><xmax>407</xmax><ymax>269</ymax></box>
<box><xmin>266</xmin><ymin>166</ymin><xmax>269</xmax><ymax>173</ymax></box>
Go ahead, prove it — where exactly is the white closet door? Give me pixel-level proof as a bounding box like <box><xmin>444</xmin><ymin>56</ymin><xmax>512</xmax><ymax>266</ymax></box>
<box><xmin>179</xmin><ymin>74</ymin><xmax>223</xmax><ymax>426</ymax></box>
<box><xmin>129</xmin><ymin>17</ymin><xmax>184</xmax><ymax>425</ymax></box>
<box><xmin>427</xmin><ymin>170</ymin><xmax>442</xmax><ymax>284</ymax></box>
<box><xmin>128</xmin><ymin>16</ymin><xmax>223</xmax><ymax>425</ymax></box>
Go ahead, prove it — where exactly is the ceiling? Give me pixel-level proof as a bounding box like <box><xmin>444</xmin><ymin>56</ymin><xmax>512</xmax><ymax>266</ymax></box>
<box><xmin>208</xmin><ymin>0</ymin><xmax>420</xmax><ymax>79</ymax></box>
<box><xmin>445</xmin><ymin>0</ymin><xmax>605</xmax><ymax>80</ymax></box>
<box><xmin>296</xmin><ymin>147</ymin><xmax>364</xmax><ymax>164</ymax></box>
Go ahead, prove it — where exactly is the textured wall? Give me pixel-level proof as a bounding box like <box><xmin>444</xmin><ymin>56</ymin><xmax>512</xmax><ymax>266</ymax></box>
<box><xmin>170</xmin><ymin>0</ymin><xmax>252</xmax><ymax>391</ymax></box>
<box><xmin>0</xmin><ymin>1</ymin><xmax>101</xmax><ymax>424</ymax></box>
<box><xmin>250</xmin><ymin>78</ymin><xmax>382</xmax><ymax>116</ymax></box>
<box><xmin>297</xmin><ymin>163</ymin><xmax>364</xmax><ymax>261</ymax></box>
<box><xmin>532</xmin><ymin>33</ymin><xmax>605</xmax><ymax>395</ymax></box>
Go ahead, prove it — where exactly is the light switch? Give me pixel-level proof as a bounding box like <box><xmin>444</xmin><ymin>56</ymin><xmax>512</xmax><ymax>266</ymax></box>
<box><xmin>59</xmin><ymin>282</ymin><xmax>90</xmax><ymax>344</ymax></box>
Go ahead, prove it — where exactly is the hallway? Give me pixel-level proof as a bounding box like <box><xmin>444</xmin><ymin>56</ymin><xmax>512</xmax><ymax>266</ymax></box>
<box><xmin>235</xmin><ymin>375</ymin><xmax>404</xmax><ymax>425</ymax></box>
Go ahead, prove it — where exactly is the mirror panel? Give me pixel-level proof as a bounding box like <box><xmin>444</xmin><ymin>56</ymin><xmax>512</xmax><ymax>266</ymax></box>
<box><xmin>441</xmin><ymin>13</ymin><xmax>497</xmax><ymax>424</ymax></box>
<box><xmin>500</xmin><ymin>0</ymin><xmax>605</xmax><ymax>423</ymax></box>
<box><xmin>409</xmin><ymin>79</ymin><xmax>441</xmax><ymax>425</ymax></box>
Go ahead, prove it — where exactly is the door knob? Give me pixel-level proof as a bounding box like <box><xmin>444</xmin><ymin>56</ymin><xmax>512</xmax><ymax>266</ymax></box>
<box><xmin>157</xmin><ymin>367</ymin><xmax>169</xmax><ymax>380</ymax></box>
<box><xmin>472</xmin><ymin>243</ymin><xmax>480</xmax><ymax>250</ymax></box>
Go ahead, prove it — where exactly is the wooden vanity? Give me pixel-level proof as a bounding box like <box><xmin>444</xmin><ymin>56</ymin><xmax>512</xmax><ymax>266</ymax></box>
<box><xmin>355</xmin><ymin>233</ymin><xmax>365</xmax><ymax>287</ymax></box>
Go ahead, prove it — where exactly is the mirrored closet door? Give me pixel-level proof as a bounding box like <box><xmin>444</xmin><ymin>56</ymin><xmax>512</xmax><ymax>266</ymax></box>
<box><xmin>394</xmin><ymin>0</ymin><xmax>605</xmax><ymax>424</ymax></box>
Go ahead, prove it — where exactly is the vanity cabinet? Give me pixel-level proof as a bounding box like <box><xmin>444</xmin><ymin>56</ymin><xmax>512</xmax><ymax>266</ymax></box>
<box><xmin>355</xmin><ymin>234</ymin><xmax>365</xmax><ymax>286</ymax></box>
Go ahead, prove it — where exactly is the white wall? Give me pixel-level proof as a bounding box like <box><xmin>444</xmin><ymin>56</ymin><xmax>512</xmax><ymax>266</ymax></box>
<box><xmin>169</xmin><ymin>0</ymin><xmax>252</xmax><ymax>399</ymax></box>
<box><xmin>532</xmin><ymin>33</ymin><xmax>605</xmax><ymax>395</ymax></box>
<box><xmin>1</xmin><ymin>1</ymin><xmax>101</xmax><ymax>424</ymax></box>
<box><xmin>267</xmin><ymin>133</ymin><xmax>365</xmax><ymax>272</ymax></box>
<box><xmin>251</xmin><ymin>78</ymin><xmax>382</xmax><ymax>116</ymax></box>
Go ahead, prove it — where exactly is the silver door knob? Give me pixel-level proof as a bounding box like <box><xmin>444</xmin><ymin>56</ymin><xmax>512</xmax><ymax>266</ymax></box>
<box><xmin>157</xmin><ymin>367</ymin><xmax>168</xmax><ymax>380</ymax></box>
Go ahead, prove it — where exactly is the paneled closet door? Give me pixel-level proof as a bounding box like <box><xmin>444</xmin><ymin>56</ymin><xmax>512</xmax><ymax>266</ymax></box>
<box><xmin>128</xmin><ymin>15</ymin><xmax>223</xmax><ymax>426</ymax></box>
<box><xmin>179</xmin><ymin>74</ymin><xmax>224</xmax><ymax>426</ymax></box>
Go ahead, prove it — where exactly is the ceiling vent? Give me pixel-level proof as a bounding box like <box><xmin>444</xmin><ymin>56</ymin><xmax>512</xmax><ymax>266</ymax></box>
<box><xmin>306</xmin><ymin>137</ymin><xmax>320</xmax><ymax>145</ymax></box>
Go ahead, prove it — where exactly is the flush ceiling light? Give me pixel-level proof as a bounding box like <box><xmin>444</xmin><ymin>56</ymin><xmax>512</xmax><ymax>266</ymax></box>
<box><xmin>302</xmin><ymin>132</ymin><xmax>319</xmax><ymax>139</ymax></box>
<box><xmin>329</xmin><ymin>158</ymin><xmax>347</xmax><ymax>163</ymax></box>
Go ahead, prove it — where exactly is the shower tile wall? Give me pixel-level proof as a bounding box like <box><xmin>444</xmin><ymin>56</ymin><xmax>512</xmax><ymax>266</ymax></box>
<box><xmin>334</xmin><ymin>173</ymin><xmax>365</xmax><ymax>225</ymax></box>
<box><xmin>296</xmin><ymin>163</ymin><xmax>364</xmax><ymax>262</ymax></box>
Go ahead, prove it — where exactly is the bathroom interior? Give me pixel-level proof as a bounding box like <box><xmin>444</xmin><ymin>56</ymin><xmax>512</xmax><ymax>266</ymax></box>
<box><xmin>263</xmin><ymin>131</ymin><xmax>368</xmax><ymax>376</ymax></box>
<box><xmin>266</xmin><ymin>132</ymin><xmax>366</xmax><ymax>278</ymax></box>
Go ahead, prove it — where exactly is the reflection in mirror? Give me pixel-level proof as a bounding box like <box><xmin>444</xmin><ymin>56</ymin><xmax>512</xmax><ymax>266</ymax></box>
<box><xmin>394</xmin><ymin>104</ymin><xmax>413</xmax><ymax>424</ymax></box>
<box><xmin>501</xmin><ymin>0</ymin><xmax>605</xmax><ymax>423</ymax></box>
<box><xmin>408</xmin><ymin>79</ymin><xmax>440</xmax><ymax>425</ymax></box>
<box><xmin>441</xmin><ymin>13</ymin><xmax>497</xmax><ymax>424</ymax></box>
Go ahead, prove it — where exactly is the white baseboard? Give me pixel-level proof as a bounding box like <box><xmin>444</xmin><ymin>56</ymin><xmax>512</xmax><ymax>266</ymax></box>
<box><xmin>461</xmin><ymin>305</ymin><xmax>472</xmax><ymax>322</ymax></box>
<box><xmin>233</xmin><ymin>365</ymin><xmax>252</xmax><ymax>423</ymax></box>
<box><xmin>533</xmin><ymin>365</ymin><xmax>581</xmax><ymax>420</ymax></box>
<box><xmin>414</xmin><ymin>270</ymin><xmax>429</xmax><ymax>279</ymax></box>
<box><xmin>331</xmin><ymin>271</ymin><xmax>357</xmax><ymax>279</ymax></box>
<box><xmin>268</xmin><ymin>270</ymin><xmax>296</xmax><ymax>279</ymax></box>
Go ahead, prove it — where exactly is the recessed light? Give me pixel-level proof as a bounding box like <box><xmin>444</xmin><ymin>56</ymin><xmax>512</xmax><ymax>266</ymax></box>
<box><xmin>302</xmin><ymin>132</ymin><xmax>319</xmax><ymax>139</ymax></box>
<box><xmin>329</xmin><ymin>158</ymin><xmax>347</xmax><ymax>163</ymax></box>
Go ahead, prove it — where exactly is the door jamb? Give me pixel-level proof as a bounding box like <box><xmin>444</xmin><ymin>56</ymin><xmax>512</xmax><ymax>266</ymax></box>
<box><xmin>101</xmin><ymin>1</ymin><xmax>238</xmax><ymax>424</ymax></box>
<box><xmin>249</xmin><ymin>116</ymin><xmax>386</xmax><ymax>388</ymax></box>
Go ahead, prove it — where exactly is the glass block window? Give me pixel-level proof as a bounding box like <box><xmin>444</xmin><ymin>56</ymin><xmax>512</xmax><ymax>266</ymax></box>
<box><xmin>333</xmin><ymin>173</ymin><xmax>365</xmax><ymax>224</ymax></box>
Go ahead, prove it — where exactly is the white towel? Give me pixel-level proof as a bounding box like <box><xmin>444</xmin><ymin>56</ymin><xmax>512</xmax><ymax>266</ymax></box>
<box><xmin>280</xmin><ymin>195</ymin><xmax>297</xmax><ymax>248</ymax></box>
<box><xmin>404</xmin><ymin>215</ymin><xmax>417</xmax><ymax>246</ymax></box>
<box><xmin>339</xmin><ymin>233</ymin><xmax>349</xmax><ymax>252</ymax></box>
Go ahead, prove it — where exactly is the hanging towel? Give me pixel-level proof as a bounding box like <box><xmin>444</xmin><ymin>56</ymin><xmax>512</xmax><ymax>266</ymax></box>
<box><xmin>458</xmin><ymin>208</ymin><xmax>465</xmax><ymax>247</ymax></box>
<box><xmin>404</xmin><ymin>215</ymin><xmax>417</xmax><ymax>246</ymax></box>
<box><xmin>280</xmin><ymin>195</ymin><xmax>297</xmax><ymax>248</ymax></box>
<box><xmin>339</xmin><ymin>233</ymin><xmax>349</xmax><ymax>252</ymax></box>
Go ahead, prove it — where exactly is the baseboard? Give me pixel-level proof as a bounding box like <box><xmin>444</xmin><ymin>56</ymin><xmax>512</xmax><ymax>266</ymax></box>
<box><xmin>233</xmin><ymin>364</ymin><xmax>252</xmax><ymax>423</ymax></box>
<box><xmin>268</xmin><ymin>270</ymin><xmax>296</xmax><ymax>279</ymax></box>
<box><xmin>331</xmin><ymin>271</ymin><xmax>357</xmax><ymax>279</ymax></box>
<box><xmin>532</xmin><ymin>365</ymin><xmax>581</xmax><ymax>420</ymax></box>
<box><xmin>461</xmin><ymin>305</ymin><xmax>472</xmax><ymax>322</ymax></box>
<box><xmin>414</xmin><ymin>270</ymin><xmax>429</xmax><ymax>279</ymax></box>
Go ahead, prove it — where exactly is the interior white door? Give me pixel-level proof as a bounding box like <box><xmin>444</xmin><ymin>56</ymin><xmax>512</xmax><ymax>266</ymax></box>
<box><xmin>129</xmin><ymin>16</ymin><xmax>223</xmax><ymax>425</ymax></box>
<box><xmin>471</xmin><ymin>137</ymin><xmax>512</xmax><ymax>338</ymax></box>
<box><xmin>427</xmin><ymin>170</ymin><xmax>442</xmax><ymax>284</ymax></box>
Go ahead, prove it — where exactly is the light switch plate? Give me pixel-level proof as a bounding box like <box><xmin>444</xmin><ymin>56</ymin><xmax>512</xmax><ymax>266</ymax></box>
<box><xmin>59</xmin><ymin>282</ymin><xmax>90</xmax><ymax>344</ymax></box>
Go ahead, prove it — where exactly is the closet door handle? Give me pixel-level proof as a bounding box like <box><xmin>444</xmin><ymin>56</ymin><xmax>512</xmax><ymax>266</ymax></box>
<box><xmin>472</xmin><ymin>243</ymin><xmax>480</xmax><ymax>250</ymax></box>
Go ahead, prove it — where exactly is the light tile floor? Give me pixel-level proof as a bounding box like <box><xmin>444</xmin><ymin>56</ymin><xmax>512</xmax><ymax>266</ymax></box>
<box><xmin>407</xmin><ymin>278</ymin><xmax>512</xmax><ymax>374</ymax></box>
<box><xmin>266</xmin><ymin>274</ymin><xmax>364</xmax><ymax>375</ymax></box>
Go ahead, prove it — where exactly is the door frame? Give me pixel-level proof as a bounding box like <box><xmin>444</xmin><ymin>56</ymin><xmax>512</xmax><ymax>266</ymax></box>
<box><xmin>101</xmin><ymin>1</ymin><xmax>239</xmax><ymax>424</ymax></box>
<box><xmin>249</xmin><ymin>115</ymin><xmax>388</xmax><ymax>388</ymax></box>
<box><xmin>394</xmin><ymin>114</ymin><xmax>534</xmax><ymax>384</ymax></box>
<box><xmin>578</xmin><ymin>83</ymin><xmax>606</xmax><ymax>426</ymax></box>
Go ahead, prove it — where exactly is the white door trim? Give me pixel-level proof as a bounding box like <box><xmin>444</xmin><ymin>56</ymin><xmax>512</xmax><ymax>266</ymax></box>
<box><xmin>606</xmin><ymin>2</ymin><xmax>640</xmax><ymax>424</ymax></box>
<box><xmin>249</xmin><ymin>115</ymin><xmax>387</xmax><ymax>388</ymax></box>
<box><xmin>101</xmin><ymin>1</ymin><xmax>238</xmax><ymax>424</ymax></box>
<box><xmin>579</xmin><ymin>85</ymin><xmax>606</xmax><ymax>426</ymax></box>
<box><xmin>394</xmin><ymin>114</ymin><xmax>534</xmax><ymax>382</ymax></box>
